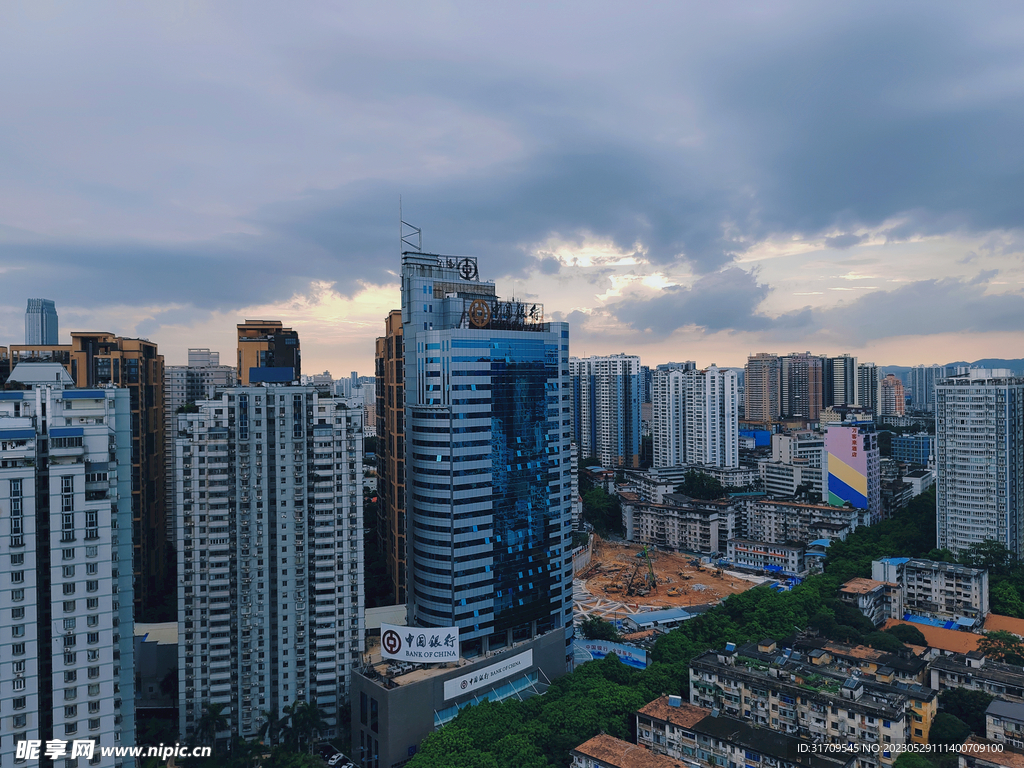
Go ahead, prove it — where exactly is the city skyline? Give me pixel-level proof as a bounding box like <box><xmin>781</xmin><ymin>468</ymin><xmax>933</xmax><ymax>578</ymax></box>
<box><xmin>1</xmin><ymin>3</ymin><xmax>1024</xmax><ymax>374</ymax></box>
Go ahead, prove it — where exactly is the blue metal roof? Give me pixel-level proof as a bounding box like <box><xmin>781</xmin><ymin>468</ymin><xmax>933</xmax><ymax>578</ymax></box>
<box><xmin>630</xmin><ymin>607</ymin><xmax>692</xmax><ymax>623</ymax></box>
<box><xmin>62</xmin><ymin>390</ymin><xmax>106</xmax><ymax>399</ymax></box>
<box><xmin>879</xmin><ymin>557</ymin><xmax>911</xmax><ymax>565</ymax></box>
<box><xmin>809</xmin><ymin>539</ymin><xmax>833</xmax><ymax>547</ymax></box>
<box><xmin>0</xmin><ymin>392</ymin><xmax>25</xmax><ymax>400</ymax></box>
<box><xmin>50</xmin><ymin>427</ymin><xmax>84</xmax><ymax>437</ymax></box>
<box><xmin>0</xmin><ymin>429</ymin><xmax>36</xmax><ymax>439</ymax></box>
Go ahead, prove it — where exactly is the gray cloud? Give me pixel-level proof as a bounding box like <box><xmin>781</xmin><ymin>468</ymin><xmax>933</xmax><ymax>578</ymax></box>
<box><xmin>783</xmin><ymin>278</ymin><xmax>1024</xmax><ymax>343</ymax></box>
<box><xmin>610</xmin><ymin>268</ymin><xmax>773</xmax><ymax>336</ymax></box>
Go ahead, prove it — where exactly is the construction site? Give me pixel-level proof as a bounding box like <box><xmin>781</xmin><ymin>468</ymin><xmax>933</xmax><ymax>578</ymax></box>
<box><xmin>574</xmin><ymin>537</ymin><xmax>766</xmax><ymax>623</ymax></box>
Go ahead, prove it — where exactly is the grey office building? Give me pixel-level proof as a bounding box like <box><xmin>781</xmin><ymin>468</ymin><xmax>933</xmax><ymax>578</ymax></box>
<box><xmin>25</xmin><ymin>298</ymin><xmax>59</xmax><ymax>345</ymax></box>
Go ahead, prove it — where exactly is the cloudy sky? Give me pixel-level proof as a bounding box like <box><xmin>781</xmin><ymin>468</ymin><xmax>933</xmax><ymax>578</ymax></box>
<box><xmin>2</xmin><ymin>1</ymin><xmax>1023</xmax><ymax>375</ymax></box>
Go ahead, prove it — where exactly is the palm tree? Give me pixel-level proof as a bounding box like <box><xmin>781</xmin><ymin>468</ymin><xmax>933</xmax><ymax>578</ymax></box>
<box><xmin>195</xmin><ymin>702</ymin><xmax>229</xmax><ymax>756</ymax></box>
<box><xmin>278</xmin><ymin>702</ymin><xmax>299</xmax><ymax>750</ymax></box>
<box><xmin>293</xmin><ymin>702</ymin><xmax>327</xmax><ymax>754</ymax></box>
<box><xmin>258</xmin><ymin>708</ymin><xmax>287</xmax><ymax>746</ymax></box>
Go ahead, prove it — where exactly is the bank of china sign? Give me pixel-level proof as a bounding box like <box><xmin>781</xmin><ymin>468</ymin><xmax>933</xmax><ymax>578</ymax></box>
<box><xmin>443</xmin><ymin>649</ymin><xmax>534</xmax><ymax>701</ymax></box>
<box><xmin>379</xmin><ymin>623</ymin><xmax>459</xmax><ymax>662</ymax></box>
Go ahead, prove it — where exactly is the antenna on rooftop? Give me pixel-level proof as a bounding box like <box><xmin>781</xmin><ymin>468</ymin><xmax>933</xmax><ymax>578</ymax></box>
<box><xmin>400</xmin><ymin>196</ymin><xmax>422</xmax><ymax>252</ymax></box>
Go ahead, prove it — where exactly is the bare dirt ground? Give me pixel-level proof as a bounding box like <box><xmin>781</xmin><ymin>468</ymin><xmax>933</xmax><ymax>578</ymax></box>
<box><xmin>578</xmin><ymin>537</ymin><xmax>759</xmax><ymax>608</ymax></box>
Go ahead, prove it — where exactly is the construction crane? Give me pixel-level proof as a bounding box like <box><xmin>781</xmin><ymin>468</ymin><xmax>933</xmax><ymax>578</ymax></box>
<box><xmin>643</xmin><ymin>545</ymin><xmax>657</xmax><ymax>592</ymax></box>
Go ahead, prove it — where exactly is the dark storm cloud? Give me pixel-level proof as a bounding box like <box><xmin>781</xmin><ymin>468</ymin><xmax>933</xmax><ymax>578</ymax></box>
<box><xmin>2</xmin><ymin>1</ymin><xmax>1024</xmax><ymax>332</ymax></box>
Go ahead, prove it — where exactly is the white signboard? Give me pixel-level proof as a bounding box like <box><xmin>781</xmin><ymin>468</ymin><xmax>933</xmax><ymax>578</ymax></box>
<box><xmin>380</xmin><ymin>623</ymin><xmax>459</xmax><ymax>662</ymax></box>
<box><xmin>443</xmin><ymin>649</ymin><xmax>534</xmax><ymax>700</ymax></box>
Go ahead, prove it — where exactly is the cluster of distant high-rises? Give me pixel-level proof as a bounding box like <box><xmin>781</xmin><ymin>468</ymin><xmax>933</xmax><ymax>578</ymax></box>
<box><xmin>2</xmin><ymin>270</ymin><xmax>1022</xmax><ymax>768</ymax></box>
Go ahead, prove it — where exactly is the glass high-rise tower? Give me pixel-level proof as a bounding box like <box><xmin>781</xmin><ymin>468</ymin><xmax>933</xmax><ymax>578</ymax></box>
<box><xmin>401</xmin><ymin>251</ymin><xmax>573</xmax><ymax>657</ymax></box>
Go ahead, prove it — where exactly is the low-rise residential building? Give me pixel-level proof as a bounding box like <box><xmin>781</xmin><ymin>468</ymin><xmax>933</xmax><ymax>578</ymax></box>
<box><xmin>621</xmin><ymin>492</ymin><xmax>737</xmax><ymax>556</ymax></box>
<box><xmin>929</xmin><ymin>653</ymin><xmax>1024</xmax><ymax>702</ymax></box>
<box><xmin>901</xmin><ymin>469</ymin><xmax>934</xmax><ymax>496</ymax></box>
<box><xmin>726</xmin><ymin>538</ymin><xmax>805</xmax><ymax>575</ymax></box>
<box><xmin>689</xmin><ymin>640</ymin><xmax>918</xmax><ymax>765</ymax></box>
<box><xmin>872</xmin><ymin>559</ymin><xmax>989</xmax><ymax>622</ymax></box>
<box><xmin>792</xmin><ymin>638</ymin><xmax>928</xmax><ymax>686</ymax></box>
<box><xmin>839</xmin><ymin>579</ymin><xmax>904</xmax><ymax>626</ymax></box>
<box><xmin>986</xmin><ymin>699</ymin><xmax>1024</xmax><ymax>750</ymax></box>
<box><xmin>742</xmin><ymin>498</ymin><xmax>865</xmax><ymax>545</ymax></box>
<box><xmin>571</xmin><ymin>733</ymin><xmax>685</xmax><ymax>768</ymax></box>
<box><xmin>959</xmin><ymin>737</ymin><xmax>1024</xmax><ymax>768</ymax></box>
<box><xmin>636</xmin><ymin>697</ymin><xmax>854</xmax><ymax>768</ymax></box>
<box><xmin>759</xmin><ymin>459</ymin><xmax>825</xmax><ymax>500</ymax></box>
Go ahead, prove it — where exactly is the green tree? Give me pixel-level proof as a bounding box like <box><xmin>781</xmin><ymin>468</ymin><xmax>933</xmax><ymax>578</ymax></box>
<box><xmin>579</xmin><ymin>617</ymin><xmax>621</xmax><ymax>642</ymax></box>
<box><xmin>581</xmin><ymin>487</ymin><xmax>623</xmax><ymax>537</ymax></box>
<box><xmin>893</xmin><ymin>751</ymin><xmax>934</xmax><ymax>768</ymax></box>
<box><xmin>884</xmin><ymin>623</ymin><xmax>927</xmax><ymax>647</ymax></box>
<box><xmin>978</xmin><ymin>630</ymin><xmax>1024</xmax><ymax>665</ymax></box>
<box><xmin>939</xmin><ymin>688</ymin><xmax>994</xmax><ymax>735</ymax></box>
<box><xmin>673</xmin><ymin>470</ymin><xmax>725</xmax><ymax>500</ymax></box>
<box><xmin>991</xmin><ymin>581</ymin><xmax>1024</xmax><ymax>618</ymax></box>
<box><xmin>864</xmin><ymin>631</ymin><xmax>906</xmax><ymax>654</ymax></box>
<box><xmin>258</xmin><ymin>708</ymin><xmax>288</xmax><ymax>745</ymax></box>
<box><xmin>195</xmin><ymin>702</ymin><xmax>229</xmax><ymax>755</ymax></box>
<box><xmin>928</xmin><ymin>713</ymin><xmax>971</xmax><ymax>746</ymax></box>
<box><xmin>959</xmin><ymin>541</ymin><xmax>1018</xmax><ymax>576</ymax></box>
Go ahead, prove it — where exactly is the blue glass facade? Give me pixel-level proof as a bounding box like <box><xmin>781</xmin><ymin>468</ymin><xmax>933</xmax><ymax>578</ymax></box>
<box><xmin>402</xmin><ymin>253</ymin><xmax>572</xmax><ymax>656</ymax></box>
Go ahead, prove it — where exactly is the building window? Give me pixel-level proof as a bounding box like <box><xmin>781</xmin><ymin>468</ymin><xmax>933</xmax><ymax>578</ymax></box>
<box><xmin>12</xmin><ymin>571</ymin><xmax>24</xmax><ymax>583</ymax></box>
<box><xmin>64</xmin><ymin>601</ymin><xmax>76</xmax><ymax>612</ymax></box>
<box><xmin>13</xmin><ymin>697</ymin><xmax>26</xmax><ymax>710</ymax></box>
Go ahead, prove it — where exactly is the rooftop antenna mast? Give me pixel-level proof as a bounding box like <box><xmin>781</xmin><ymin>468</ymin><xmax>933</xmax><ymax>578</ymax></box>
<box><xmin>400</xmin><ymin>196</ymin><xmax>422</xmax><ymax>252</ymax></box>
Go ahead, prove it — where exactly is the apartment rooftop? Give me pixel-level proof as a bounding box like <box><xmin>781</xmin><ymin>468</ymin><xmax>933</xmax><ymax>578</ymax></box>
<box><xmin>984</xmin><ymin>613</ymin><xmax>1024</xmax><ymax>639</ymax></box>
<box><xmin>637</xmin><ymin>698</ymin><xmax>708</xmax><ymax>728</ymax></box>
<box><xmin>692</xmin><ymin>642</ymin><xmax>908</xmax><ymax>717</ymax></box>
<box><xmin>881</xmin><ymin>619</ymin><xmax>982</xmax><ymax>655</ymax></box>
<box><xmin>930</xmin><ymin>654</ymin><xmax>1024</xmax><ymax>688</ymax></box>
<box><xmin>694</xmin><ymin>713</ymin><xmax>854</xmax><ymax>768</ymax></box>
<box><xmin>573</xmin><ymin>734</ymin><xmax>684</xmax><ymax>768</ymax></box>
<box><xmin>840</xmin><ymin>578</ymin><xmax>893</xmax><ymax>595</ymax></box>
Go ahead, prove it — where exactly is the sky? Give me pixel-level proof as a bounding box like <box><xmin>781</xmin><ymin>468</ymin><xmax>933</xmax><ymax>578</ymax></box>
<box><xmin>2</xmin><ymin>1</ymin><xmax>1023</xmax><ymax>376</ymax></box>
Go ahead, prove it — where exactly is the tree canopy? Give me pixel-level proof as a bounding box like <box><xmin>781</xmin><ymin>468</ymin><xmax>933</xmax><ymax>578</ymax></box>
<box><xmin>673</xmin><ymin>470</ymin><xmax>726</xmax><ymax>500</ymax></box>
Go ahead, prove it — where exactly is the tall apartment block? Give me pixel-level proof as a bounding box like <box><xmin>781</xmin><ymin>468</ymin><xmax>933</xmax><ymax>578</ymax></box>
<box><xmin>25</xmin><ymin>299</ymin><xmax>59</xmax><ymax>345</ymax></box>
<box><xmin>907</xmin><ymin>365</ymin><xmax>947</xmax><ymax>412</ymax></box>
<box><xmin>825</xmin><ymin>422</ymin><xmax>881</xmax><ymax>523</ymax></box>
<box><xmin>936</xmin><ymin>370</ymin><xmax>1024</xmax><ymax>556</ymax></box>
<box><xmin>69</xmin><ymin>333</ymin><xmax>166</xmax><ymax>619</ymax></box>
<box><xmin>879</xmin><ymin>374</ymin><xmax>905</xmax><ymax>417</ymax></box>
<box><xmin>652</xmin><ymin>365</ymin><xmax>738</xmax><ymax>469</ymax></box>
<box><xmin>570</xmin><ymin>354</ymin><xmax>642</xmax><ymax>468</ymax></box>
<box><xmin>744</xmin><ymin>353</ymin><xmax>780</xmax><ymax>424</ymax></box>
<box><xmin>374</xmin><ymin>310</ymin><xmax>405</xmax><ymax>604</ymax></box>
<box><xmin>823</xmin><ymin>354</ymin><xmax>858</xmax><ymax>407</ymax></box>
<box><xmin>780</xmin><ymin>352</ymin><xmax>823</xmax><ymax>419</ymax></box>
<box><xmin>857</xmin><ymin>363</ymin><xmax>880</xmax><ymax>413</ymax></box>
<box><xmin>0</xmin><ymin>363</ymin><xmax>135</xmax><ymax>767</ymax></box>
<box><xmin>352</xmin><ymin>252</ymin><xmax>572</xmax><ymax>768</ymax></box>
<box><xmin>175</xmin><ymin>385</ymin><xmax>364</xmax><ymax>750</ymax></box>
<box><xmin>236</xmin><ymin>320</ymin><xmax>301</xmax><ymax>386</ymax></box>
<box><xmin>164</xmin><ymin>351</ymin><xmax>237</xmax><ymax>559</ymax></box>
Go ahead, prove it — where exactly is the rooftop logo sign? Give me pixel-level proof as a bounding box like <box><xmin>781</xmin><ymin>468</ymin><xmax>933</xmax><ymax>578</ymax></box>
<box><xmin>380</xmin><ymin>623</ymin><xmax>460</xmax><ymax>662</ymax></box>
